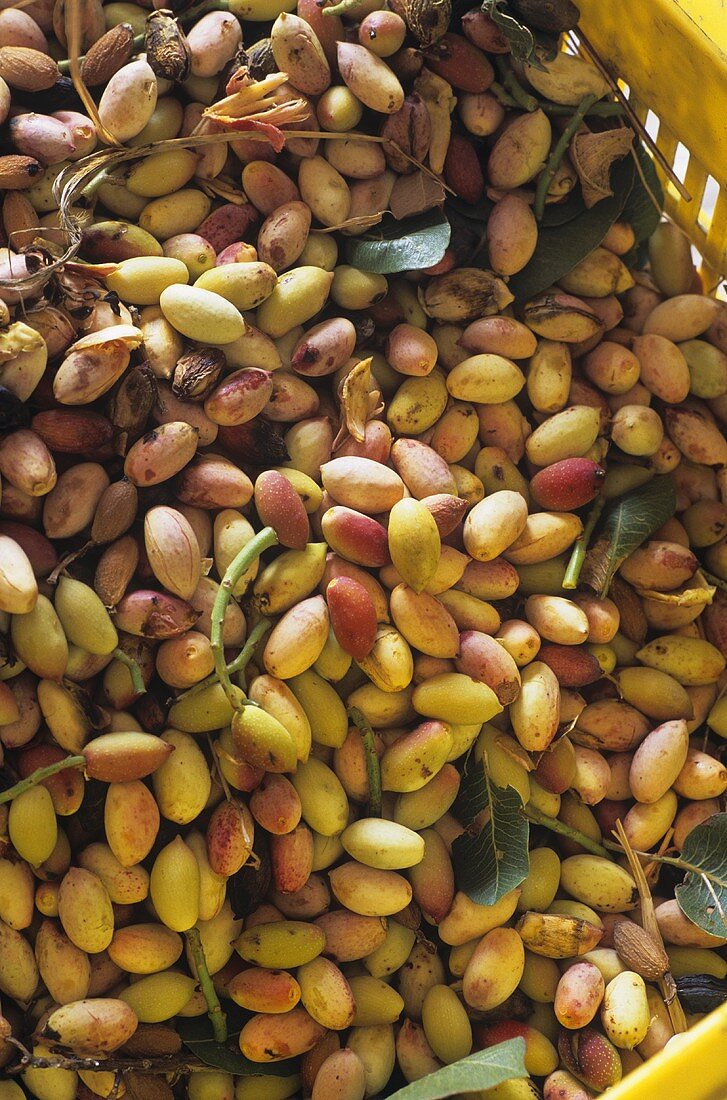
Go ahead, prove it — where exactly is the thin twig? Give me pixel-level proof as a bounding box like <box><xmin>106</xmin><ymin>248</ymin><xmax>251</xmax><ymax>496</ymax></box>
<box><xmin>612</xmin><ymin>821</ymin><xmax>688</xmax><ymax>1034</ymax></box>
<box><xmin>524</xmin><ymin>803</ymin><xmax>611</xmax><ymax>858</ymax></box>
<box><xmin>0</xmin><ymin>755</ymin><xmax>85</xmax><ymax>805</ymax></box>
<box><xmin>534</xmin><ymin>93</ymin><xmax>598</xmax><ymax>221</ymax></box>
<box><xmin>6</xmin><ymin>1037</ymin><xmax>211</xmax><ymax>1076</ymax></box>
<box><xmin>562</xmin><ymin>494</ymin><xmax>605</xmax><ymax>590</ymax></box>
<box><xmin>210</xmin><ymin>527</ymin><xmax>278</xmax><ymax>709</ymax></box>
<box><xmin>348</xmin><ymin>706</ymin><xmax>382</xmax><ymax>818</ymax></box>
<box><xmin>185</xmin><ymin>926</ymin><xmax>227</xmax><ymax>1043</ymax></box>
<box><xmin>112</xmin><ymin>648</ymin><xmax>146</xmax><ymax>697</ymax></box>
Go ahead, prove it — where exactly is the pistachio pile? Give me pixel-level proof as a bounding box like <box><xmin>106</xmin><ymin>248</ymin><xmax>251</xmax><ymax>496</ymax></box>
<box><xmin>0</xmin><ymin>0</ymin><xmax>727</xmax><ymax>1097</ymax></box>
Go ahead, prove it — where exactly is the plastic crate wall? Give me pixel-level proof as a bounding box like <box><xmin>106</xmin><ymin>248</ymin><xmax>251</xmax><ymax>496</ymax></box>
<box><xmin>576</xmin><ymin>0</ymin><xmax>727</xmax><ymax>288</ymax></box>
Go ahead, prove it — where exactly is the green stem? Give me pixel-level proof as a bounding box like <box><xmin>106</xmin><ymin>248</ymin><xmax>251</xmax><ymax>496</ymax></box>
<box><xmin>490</xmin><ymin>81</ymin><xmax>520</xmax><ymax>109</ymax></box>
<box><xmin>211</xmin><ymin>527</ymin><xmax>278</xmax><ymax>710</ymax></box>
<box><xmin>494</xmin><ymin>57</ymin><xmax>538</xmax><ymax>112</ymax></box>
<box><xmin>524</xmin><ymin>804</ymin><xmax>611</xmax><ymax>859</ymax></box>
<box><xmin>179</xmin><ymin>617</ymin><xmax>272</xmax><ymax>704</ymax></box>
<box><xmin>112</xmin><ymin>648</ymin><xmax>147</xmax><ymax>697</ymax></box>
<box><xmin>0</xmin><ymin>755</ymin><xmax>85</xmax><ymax>806</ymax></box>
<box><xmin>604</xmin><ymin>838</ymin><xmax>727</xmax><ymax>884</ymax></box>
<box><xmin>489</xmin><ymin>81</ymin><xmax>623</xmax><ymax>118</ymax></box>
<box><xmin>348</xmin><ymin>706</ymin><xmax>382</xmax><ymax>818</ymax></box>
<box><xmin>227</xmin><ymin>616</ymin><xmax>272</xmax><ymax>692</ymax></box>
<box><xmin>562</xmin><ymin>494</ymin><xmax>605</xmax><ymax>590</ymax></box>
<box><xmin>534</xmin><ymin>92</ymin><xmax>599</xmax><ymax>220</ymax></box>
<box><xmin>185</xmin><ymin>927</ymin><xmax>227</xmax><ymax>1044</ymax></box>
<box><xmin>78</xmin><ymin>168</ymin><xmax>111</xmax><ymax>205</ymax></box>
<box><xmin>542</xmin><ymin>101</ymin><xmax>625</xmax><ymax>117</ymax></box>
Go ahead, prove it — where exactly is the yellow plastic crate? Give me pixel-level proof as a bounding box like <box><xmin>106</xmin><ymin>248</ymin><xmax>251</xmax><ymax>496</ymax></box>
<box><xmin>560</xmin><ymin>7</ymin><xmax>727</xmax><ymax>1096</ymax></box>
<box><xmin>602</xmin><ymin>1001</ymin><xmax>727</xmax><ymax>1100</ymax></box>
<box><xmin>577</xmin><ymin>0</ymin><xmax>727</xmax><ymax>286</ymax></box>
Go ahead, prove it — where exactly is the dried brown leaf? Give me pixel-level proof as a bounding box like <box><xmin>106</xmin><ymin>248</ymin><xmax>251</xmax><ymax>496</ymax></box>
<box><xmin>571</xmin><ymin>127</ymin><xmax>634</xmax><ymax>208</ymax></box>
<box><xmin>390</xmin><ymin>169</ymin><xmax>445</xmax><ymax>221</ymax></box>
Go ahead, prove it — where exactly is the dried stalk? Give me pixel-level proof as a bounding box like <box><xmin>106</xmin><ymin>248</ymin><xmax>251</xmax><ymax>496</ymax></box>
<box><xmin>7</xmin><ymin>1037</ymin><xmax>210</xmax><ymax>1077</ymax></box>
<box><xmin>613</xmin><ymin>820</ymin><xmax>688</xmax><ymax>1034</ymax></box>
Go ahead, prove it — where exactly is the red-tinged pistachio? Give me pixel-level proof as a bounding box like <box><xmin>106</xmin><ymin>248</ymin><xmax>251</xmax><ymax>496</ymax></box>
<box><xmin>543</xmin><ymin>1071</ymin><xmax>594</xmax><ymax>1100</ymax></box>
<box><xmin>144</xmin><ymin>505</ymin><xmax>202</xmax><ymax>601</ymax></box>
<box><xmin>8</xmin><ymin>112</ymin><xmax>74</xmax><ymax>164</ymax></box>
<box><xmin>455</xmin><ymin>629</ymin><xmax>521</xmax><ymax>705</ymax></box>
<box><xmin>124</xmin><ymin>422</ymin><xmax>199</xmax><ymax>487</ymax></box>
<box><xmin>0</xmin><ymin>428</ymin><xmax>56</xmax><ymax>496</ymax></box>
<box><xmin>665</xmin><ymin>403</ymin><xmax>727</xmax><ymax>466</ymax></box>
<box><xmin>558</xmin><ymin>1027</ymin><xmax>623</xmax><ymax>1092</ymax></box>
<box><xmin>326</xmin><ymin>576</ymin><xmax>378</xmax><ymax>661</ymax></box>
<box><xmin>196</xmin><ymin>202</ymin><xmax>258</xmax><ymax>253</ymax></box>
<box><xmin>18</xmin><ymin>742</ymin><xmax>84</xmax><ymax>815</ymax></box>
<box><xmin>270</xmin><ymin>824</ymin><xmax>314</xmax><ymax>895</ymax></box>
<box><xmin>425</xmin><ymin>32</ymin><xmax>494</xmax><ymax>92</ymax></box>
<box><xmin>84</xmin><ymin>732</ymin><xmax>175</xmax><ymax>783</ymax></box>
<box><xmin>206</xmin><ymin>798</ymin><xmax>255</xmax><ymax>876</ymax></box>
<box><xmin>538</xmin><ymin>644</ymin><xmax>603</xmax><ymax>688</ymax></box>
<box><xmin>113</xmin><ymin>590</ymin><xmax>199</xmax><ymax>639</ymax></box>
<box><xmin>321</xmin><ymin>553</ymin><xmax>391</xmax><ymax>624</ymax></box>
<box><xmin>254</xmin><ymin>470</ymin><xmax>310</xmax><ymax>550</ymax></box>
<box><xmin>175</xmin><ymin>454</ymin><xmax>254</xmax><ymax>510</ymax></box>
<box><xmin>42</xmin><ymin>462</ymin><xmax>110</xmax><ymax>540</ymax></box>
<box><xmin>321</xmin><ymin>507</ymin><xmax>391</xmax><ymax>568</ymax></box>
<box><xmin>53</xmin><ymin>325</ymin><xmax>143</xmax><ymax>405</ymax></box>
<box><xmin>420</xmin><ymin>493</ymin><xmax>468</xmax><ymax>537</ymax></box>
<box><xmin>390</xmin><ymin>439</ymin><xmax>457</xmax><ymax>500</ymax></box>
<box><xmin>530</xmin><ymin>458</ymin><xmax>606</xmax><ymax>511</ymax></box>
<box><xmin>31</xmin><ymin>409</ymin><xmax>114</xmax><ymax>454</ymax></box>
<box><xmin>0</xmin><ymin>521</ymin><xmax>56</xmax><ymax>577</ymax></box>
<box><xmin>204</xmin><ymin>367</ymin><xmax>274</xmax><ymax>427</ymax></box>
<box><xmin>42</xmin><ymin>998</ymin><xmax>138</xmax><ymax>1054</ymax></box>
<box><xmin>290</xmin><ymin>317</ymin><xmax>357</xmax><ymax>377</ymax></box>
<box><xmin>444</xmin><ymin>132</ymin><xmax>484</xmax><ymax>205</ymax></box>
<box><xmin>461</xmin><ymin>8</ymin><xmax>510</xmax><ymax>51</ymax></box>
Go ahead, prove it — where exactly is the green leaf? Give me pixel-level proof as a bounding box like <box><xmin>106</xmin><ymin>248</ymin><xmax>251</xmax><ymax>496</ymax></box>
<box><xmin>452</xmin><ymin>755</ymin><xmax>530</xmax><ymax>906</ymax></box>
<box><xmin>482</xmin><ymin>1</ymin><xmax>538</xmax><ymax>64</ymax></box>
<box><xmin>508</xmin><ymin>155</ymin><xmax>634</xmax><ymax>302</ymax></box>
<box><xmin>622</xmin><ymin>144</ymin><xmax>664</xmax><ymax>246</ymax></box>
<box><xmin>344</xmin><ymin>210</ymin><xmax>450</xmax><ymax>274</ymax></box>
<box><xmin>386</xmin><ymin>1038</ymin><xmax>528</xmax><ymax>1100</ymax></box>
<box><xmin>540</xmin><ymin>188</ymin><xmax>587</xmax><ymax>226</ymax></box>
<box><xmin>676</xmin><ymin>813</ymin><xmax>727</xmax><ymax>939</ymax></box>
<box><xmin>580</xmin><ymin>475</ymin><xmax>677</xmax><ymax>598</ymax></box>
<box><xmin>178</xmin><ymin>1004</ymin><xmax>298</xmax><ymax>1076</ymax></box>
